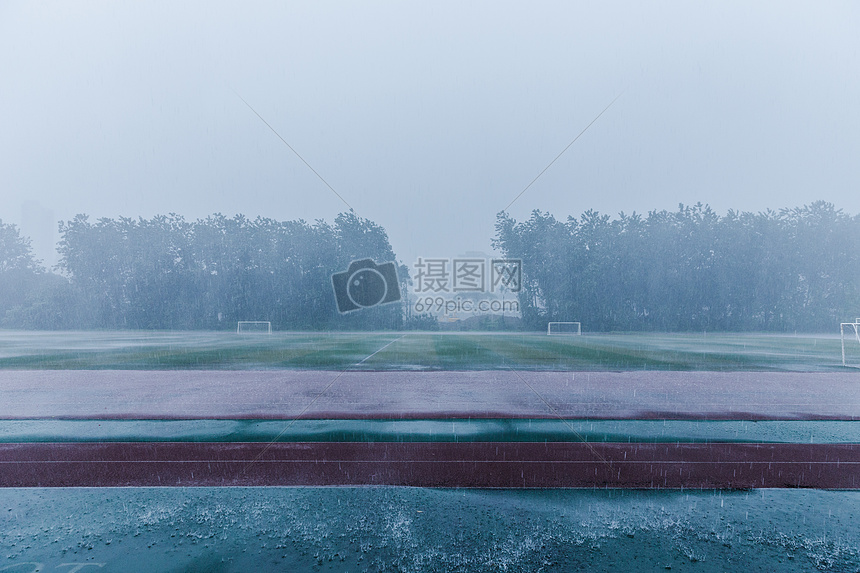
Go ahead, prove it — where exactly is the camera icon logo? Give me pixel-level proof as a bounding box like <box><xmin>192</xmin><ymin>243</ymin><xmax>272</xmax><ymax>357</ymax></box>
<box><xmin>331</xmin><ymin>258</ymin><xmax>402</xmax><ymax>313</ymax></box>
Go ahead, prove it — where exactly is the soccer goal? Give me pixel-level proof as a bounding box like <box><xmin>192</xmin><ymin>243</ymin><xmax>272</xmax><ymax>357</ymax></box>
<box><xmin>841</xmin><ymin>319</ymin><xmax>860</xmax><ymax>368</ymax></box>
<box><xmin>547</xmin><ymin>321</ymin><xmax>582</xmax><ymax>335</ymax></box>
<box><xmin>237</xmin><ymin>321</ymin><xmax>272</xmax><ymax>334</ymax></box>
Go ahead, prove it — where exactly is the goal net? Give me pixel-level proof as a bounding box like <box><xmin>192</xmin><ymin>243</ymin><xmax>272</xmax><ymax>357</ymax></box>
<box><xmin>237</xmin><ymin>321</ymin><xmax>272</xmax><ymax>334</ymax></box>
<box><xmin>547</xmin><ymin>321</ymin><xmax>581</xmax><ymax>335</ymax></box>
<box><xmin>841</xmin><ymin>319</ymin><xmax>860</xmax><ymax>368</ymax></box>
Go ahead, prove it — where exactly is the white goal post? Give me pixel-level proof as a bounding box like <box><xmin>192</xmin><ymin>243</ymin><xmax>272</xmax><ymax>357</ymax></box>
<box><xmin>547</xmin><ymin>321</ymin><xmax>582</xmax><ymax>335</ymax></box>
<box><xmin>237</xmin><ymin>321</ymin><xmax>272</xmax><ymax>334</ymax></box>
<box><xmin>841</xmin><ymin>319</ymin><xmax>860</xmax><ymax>368</ymax></box>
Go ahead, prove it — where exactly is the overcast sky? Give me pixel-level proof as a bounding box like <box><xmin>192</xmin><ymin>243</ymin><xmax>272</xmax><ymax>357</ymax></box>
<box><xmin>1</xmin><ymin>1</ymin><xmax>858</xmax><ymax>266</ymax></box>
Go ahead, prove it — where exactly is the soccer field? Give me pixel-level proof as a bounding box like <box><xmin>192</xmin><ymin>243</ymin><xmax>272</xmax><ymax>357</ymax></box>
<box><xmin>0</xmin><ymin>329</ymin><xmax>855</xmax><ymax>371</ymax></box>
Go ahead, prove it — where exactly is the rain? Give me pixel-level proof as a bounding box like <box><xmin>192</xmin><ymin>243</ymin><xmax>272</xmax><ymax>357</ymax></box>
<box><xmin>1</xmin><ymin>1</ymin><xmax>860</xmax><ymax>571</ymax></box>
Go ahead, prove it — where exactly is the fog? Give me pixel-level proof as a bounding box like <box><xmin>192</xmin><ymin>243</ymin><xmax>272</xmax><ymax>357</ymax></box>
<box><xmin>1</xmin><ymin>1</ymin><xmax>859</xmax><ymax>267</ymax></box>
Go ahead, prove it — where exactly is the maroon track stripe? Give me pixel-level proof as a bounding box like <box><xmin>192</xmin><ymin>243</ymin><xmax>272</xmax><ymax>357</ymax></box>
<box><xmin>1</xmin><ymin>442</ymin><xmax>858</xmax><ymax>488</ymax></box>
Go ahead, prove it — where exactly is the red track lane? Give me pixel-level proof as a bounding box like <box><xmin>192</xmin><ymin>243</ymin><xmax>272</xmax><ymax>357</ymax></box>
<box><xmin>2</xmin><ymin>442</ymin><xmax>859</xmax><ymax>488</ymax></box>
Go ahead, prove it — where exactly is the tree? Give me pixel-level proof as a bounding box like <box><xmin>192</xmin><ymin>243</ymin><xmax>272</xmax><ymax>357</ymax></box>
<box><xmin>494</xmin><ymin>202</ymin><xmax>860</xmax><ymax>332</ymax></box>
<box><xmin>55</xmin><ymin>212</ymin><xmax>407</xmax><ymax>330</ymax></box>
<box><xmin>0</xmin><ymin>219</ymin><xmax>40</xmax><ymax>273</ymax></box>
<box><xmin>0</xmin><ymin>219</ymin><xmax>84</xmax><ymax>329</ymax></box>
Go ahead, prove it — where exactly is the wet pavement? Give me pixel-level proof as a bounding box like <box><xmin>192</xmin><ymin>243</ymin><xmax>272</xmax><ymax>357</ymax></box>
<box><xmin>1</xmin><ymin>370</ymin><xmax>858</xmax><ymax>420</ymax></box>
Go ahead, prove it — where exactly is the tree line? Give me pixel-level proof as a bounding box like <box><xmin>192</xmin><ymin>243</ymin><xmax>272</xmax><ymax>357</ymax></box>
<box><xmin>0</xmin><ymin>213</ymin><xmax>409</xmax><ymax>330</ymax></box>
<box><xmin>493</xmin><ymin>201</ymin><xmax>860</xmax><ymax>332</ymax></box>
<box><xmin>1</xmin><ymin>201</ymin><xmax>858</xmax><ymax>331</ymax></box>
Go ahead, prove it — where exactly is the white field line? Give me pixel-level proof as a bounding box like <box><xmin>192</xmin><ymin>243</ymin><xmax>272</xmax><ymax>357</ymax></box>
<box><xmin>354</xmin><ymin>334</ymin><xmax>407</xmax><ymax>365</ymax></box>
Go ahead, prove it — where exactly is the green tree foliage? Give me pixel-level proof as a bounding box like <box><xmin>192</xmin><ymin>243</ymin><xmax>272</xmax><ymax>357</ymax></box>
<box><xmin>56</xmin><ymin>212</ymin><xmax>405</xmax><ymax>330</ymax></box>
<box><xmin>0</xmin><ymin>219</ymin><xmax>42</xmax><ymax>324</ymax></box>
<box><xmin>0</xmin><ymin>219</ymin><xmax>85</xmax><ymax>329</ymax></box>
<box><xmin>494</xmin><ymin>202</ymin><xmax>860</xmax><ymax>332</ymax></box>
<box><xmin>0</xmin><ymin>218</ymin><xmax>42</xmax><ymax>273</ymax></box>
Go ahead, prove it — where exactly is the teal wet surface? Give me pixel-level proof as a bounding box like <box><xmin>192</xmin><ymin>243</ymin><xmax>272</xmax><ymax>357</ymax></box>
<box><xmin>2</xmin><ymin>419</ymin><xmax>858</xmax><ymax>443</ymax></box>
<box><xmin>1</xmin><ymin>487</ymin><xmax>858</xmax><ymax>572</ymax></box>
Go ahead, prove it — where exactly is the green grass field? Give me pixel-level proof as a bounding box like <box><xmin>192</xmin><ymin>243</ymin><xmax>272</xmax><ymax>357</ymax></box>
<box><xmin>0</xmin><ymin>329</ymin><xmax>857</xmax><ymax>370</ymax></box>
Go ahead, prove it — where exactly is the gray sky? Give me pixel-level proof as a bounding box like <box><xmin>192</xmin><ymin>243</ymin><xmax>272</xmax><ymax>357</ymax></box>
<box><xmin>1</xmin><ymin>0</ymin><xmax>858</xmax><ymax>267</ymax></box>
